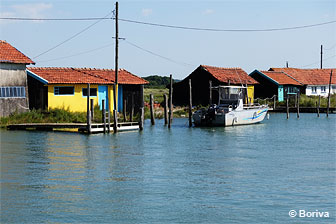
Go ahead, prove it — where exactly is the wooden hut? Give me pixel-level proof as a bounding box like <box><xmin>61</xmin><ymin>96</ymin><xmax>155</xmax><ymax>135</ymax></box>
<box><xmin>173</xmin><ymin>65</ymin><xmax>258</xmax><ymax>106</ymax></box>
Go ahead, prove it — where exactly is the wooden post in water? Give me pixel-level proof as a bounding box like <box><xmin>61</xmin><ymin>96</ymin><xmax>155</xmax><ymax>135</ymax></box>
<box><xmin>123</xmin><ymin>98</ymin><xmax>127</xmax><ymax>122</ymax></box>
<box><xmin>130</xmin><ymin>93</ymin><xmax>134</xmax><ymax>122</ymax></box>
<box><xmin>273</xmin><ymin>95</ymin><xmax>276</xmax><ymax>109</ymax></box>
<box><xmin>327</xmin><ymin>70</ymin><xmax>333</xmax><ymax>117</ymax></box>
<box><xmin>168</xmin><ymin>74</ymin><xmax>173</xmax><ymax>129</ymax></box>
<box><xmin>102</xmin><ymin>100</ymin><xmax>106</xmax><ymax>133</ymax></box>
<box><xmin>164</xmin><ymin>94</ymin><xmax>168</xmax><ymax>125</ymax></box>
<box><xmin>150</xmin><ymin>94</ymin><xmax>155</xmax><ymax>125</ymax></box>
<box><xmin>188</xmin><ymin>79</ymin><xmax>192</xmax><ymax>127</ymax></box>
<box><xmin>297</xmin><ymin>93</ymin><xmax>300</xmax><ymax>118</ymax></box>
<box><xmin>209</xmin><ymin>80</ymin><xmax>212</xmax><ymax>105</ymax></box>
<box><xmin>86</xmin><ymin>83</ymin><xmax>91</xmax><ymax>133</ymax></box>
<box><xmin>286</xmin><ymin>96</ymin><xmax>289</xmax><ymax>119</ymax></box>
<box><xmin>90</xmin><ymin>98</ymin><xmax>94</xmax><ymax>121</ymax></box>
<box><xmin>139</xmin><ymin>84</ymin><xmax>144</xmax><ymax>131</ymax></box>
<box><xmin>317</xmin><ymin>95</ymin><xmax>321</xmax><ymax>117</ymax></box>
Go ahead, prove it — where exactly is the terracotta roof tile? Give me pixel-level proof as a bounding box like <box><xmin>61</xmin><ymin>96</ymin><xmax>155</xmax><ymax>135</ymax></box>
<box><xmin>201</xmin><ymin>65</ymin><xmax>258</xmax><ymax>84</ymax></box>
<box><xmin>270</xmin><ymin>68</ymin><xmax>335</xmax><ymax>85</ymax></box>
<box><xmin>259</xmin><ymin>71</ymin><xmax>302</xmax><ymax>85</ymax></box>
<box><xmin>27</xmin><ymin>67</ymin><xmax>148</xmax><ymax>85</ymax></box>
<box><xmin>0</xmin><ymin>40</ymin><xmax>35</xmax><ymax>64</ymax></box>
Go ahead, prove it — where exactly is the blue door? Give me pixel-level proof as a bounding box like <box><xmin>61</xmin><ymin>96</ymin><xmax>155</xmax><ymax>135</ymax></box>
<box><xmin>278</xmin><ymin>85</ymin><xmax>284</xmax><ymax>102</ymax></box>
<box><xmin>98</xmin><ymin>86</ymin><xmax>108</xmax><ymax>110</ymax></box>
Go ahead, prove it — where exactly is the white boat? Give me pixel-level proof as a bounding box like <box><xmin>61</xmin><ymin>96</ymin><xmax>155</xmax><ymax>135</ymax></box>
<box><xmin>193</xmin><ymin>86</ymin><xmax>268</xmax><ymax>126</ymax></box>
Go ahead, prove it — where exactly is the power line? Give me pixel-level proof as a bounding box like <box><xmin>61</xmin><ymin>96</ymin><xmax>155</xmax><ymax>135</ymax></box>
<box><xmin>124</xmin><ymin>40</ymin><xmax>194</xmax><ymax>67</ymax></box>
<box><xmin>119</xmin><ymin>18</ymin><xmax>336</xmax><ymax>32</ymax></box>
<box><xmin>324</xmin><ymin>44</ymin><xmax>336</xmax><ymax>51</ymax></box>
<box><xmin>35</xmin><ymin>43</ymin><xmax>114</xmax><ymax>63</ymax></box>
<box><xmin>302</xmin><ymin>55</ymin><xmax>336</xmax><ymax>68</ymax></box>
<box><xmin>2</xmin><ymin>16</ymin><xmax>335</xmax><ymax>32</ymax></box>
<box><xmin>33</xmin><ymin>11</ymin><xmax>113</xmax><ymax>59</ymax></box>
<box><xmin>0</xmin><ymin>17</ymin><xmax>113</xmax><ymax>21</ymax></box>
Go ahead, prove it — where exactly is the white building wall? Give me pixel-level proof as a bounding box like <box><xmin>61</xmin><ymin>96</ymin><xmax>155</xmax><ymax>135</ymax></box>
<box><xmin>306</xmin><ymin>85</ymin><xmax>336</xmax><ymax>97</ymax></box>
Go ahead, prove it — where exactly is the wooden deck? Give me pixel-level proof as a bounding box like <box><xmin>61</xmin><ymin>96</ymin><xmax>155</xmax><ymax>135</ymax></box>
<box><xmin>7</xmin><ymin>122</ymin><xmax>140</xmax><ymax>133</ymax></box>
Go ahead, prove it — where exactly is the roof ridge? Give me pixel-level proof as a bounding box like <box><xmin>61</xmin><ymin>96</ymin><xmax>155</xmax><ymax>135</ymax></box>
<box><xmin>202</xmin><ymin>65</ymin><xmax>243</xmax><ymax>70</ymax></box>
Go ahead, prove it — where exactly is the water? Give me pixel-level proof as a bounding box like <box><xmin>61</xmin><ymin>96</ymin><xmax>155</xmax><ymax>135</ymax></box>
<box><xmin>1</xmin><ymin>113</ymin><xmax>335</xmax><ymax>223</ymax></box>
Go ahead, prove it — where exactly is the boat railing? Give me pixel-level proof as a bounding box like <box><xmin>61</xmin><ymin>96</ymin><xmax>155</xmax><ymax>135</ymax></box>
<box><xmin>243</xmin><ymin>104</ymin><xmax>268</xmax><ymax>109</ymax></box>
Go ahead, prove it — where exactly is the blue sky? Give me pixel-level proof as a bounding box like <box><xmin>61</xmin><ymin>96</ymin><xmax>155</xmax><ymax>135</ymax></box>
<box><xmin>1</xmin><ymin>0</ymin><xmax>335</xmax><ymax>79</ymax></box>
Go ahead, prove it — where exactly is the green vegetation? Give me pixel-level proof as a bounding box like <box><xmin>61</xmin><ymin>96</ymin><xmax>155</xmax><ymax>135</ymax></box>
<box><xmin>142</xmin><ymin>75</ymin><xmax>179</xmax><ymax>89</ymax></box>
<box><xmin>144</xmin><ymin>88</ymin><xmax>169</xmax><ymax>104</ymax></box>
<box><xmin>255</xmin><ymin>94</ymin><xmax>336</xmax><ymax>108</ymax></box>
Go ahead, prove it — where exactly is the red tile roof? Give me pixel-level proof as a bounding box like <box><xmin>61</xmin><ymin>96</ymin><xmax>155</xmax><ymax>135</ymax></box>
<box><xmin>201</xmin><ymin>65</ymin><xmax>258</xmax><ymax>84</ymax></box>
<box><xmin>270</xmin><ymin>68</ymin><xmax>335</xmax><ymax>85</ymax></box>
<box><xmin>27</xmin><ymin>67</ymin><xmax>148</xmax><ymax>85</ymax></box>
<box><xmin>0</xmin><ymin>40</ymin><xmax>35</xmax><ymax>64</ymax></box>
<box><xmin>259</xmin><ymin>71</ymin><xmax>302</xmax><ymax>85</ymax></box>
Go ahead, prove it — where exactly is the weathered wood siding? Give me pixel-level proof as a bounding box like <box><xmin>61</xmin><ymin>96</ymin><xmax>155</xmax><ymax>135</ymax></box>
<box><xmin>0</xmin><ymin>63</ymin><xmax>29</xmax><ymax>117</ymax></box>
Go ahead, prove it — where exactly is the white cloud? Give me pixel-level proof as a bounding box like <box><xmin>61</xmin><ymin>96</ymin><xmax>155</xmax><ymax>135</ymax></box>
<box><xmin>0</xmin><ymin>3</ymin><xmax>53</xmax><ymax>24</ymax></box>
<box><xmin>203</xmin><ymin>9</ymin><xmax>214</xmax><ymax>15</ymax></box>
<box><xmin>142</xmin><ymin>8</ymin><xmax>152</xmax><ymax>17</ymax></box>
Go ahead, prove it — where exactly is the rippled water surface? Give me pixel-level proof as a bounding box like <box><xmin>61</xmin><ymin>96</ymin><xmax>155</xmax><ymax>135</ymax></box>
<box><xmin>1</xmin><ymin>113</ymin><xmax>335</xmax><ymax>223</ymax></box>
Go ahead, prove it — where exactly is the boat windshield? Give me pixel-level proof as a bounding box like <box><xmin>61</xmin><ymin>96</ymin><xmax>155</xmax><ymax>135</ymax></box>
<box><xmin>219</xmin><ymin>87</ymin><xmax>243</xmax><ymax>100</ymax></box>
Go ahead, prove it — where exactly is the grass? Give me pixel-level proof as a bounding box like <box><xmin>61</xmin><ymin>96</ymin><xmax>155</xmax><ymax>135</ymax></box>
<box><xmin>144</xmin><ymin>88</ymin><xmax>169</xmax><ymax>104</ymax></box>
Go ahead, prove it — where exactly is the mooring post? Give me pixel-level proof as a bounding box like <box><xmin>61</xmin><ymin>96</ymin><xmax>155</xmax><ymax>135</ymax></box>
<box><xmin>297</xmin><ymin>93</ymin><xmax>300</xmax><ymax>118</ymax></box>
<box><xmin>168</xmin><ymin>74</ymin><xmax>173</xmax><ymax>129</ymax></box>
<box><xmin>209</xmin><ymin>80</ymin><xmax>212</xmax><ymax>106</ymax></box>
<box><xmin>150</xmin><ymin>94</ymin><xmax>155</xmax><ymax>125</ymax></box>
<box><xmin>102</xmin><ymin>100</ymin><xmax>106</xmax><ymax>133</ymax></box>
<box><xmin>189</xmin><ymin>79</ymin><xmax>192</xmax><ymax>127</ymax></box>
<box><xmin>123</xmin><ymin>98</ymin><xmax>127</xmax><ymax>122</ymax></box>
<box><xmin>130</xmin><ymin>93</ymin><xmax>134</xmax><ymax>122</ymax></box>
<box><xmin>273</xmin><ymin>95</ymin><xmax>276</xmax><ymax>109</ymax></box>
<box><xmin>164</xmin><ymin>94</ymin><xmax>168</xmax><ymax>125</ymax></box>
<box><xmin>327</xmin><ymin>70</ymin><xmax>332</xmax><ymax>117</ymax></box>
<box><xmin>139</xmin><ymin>84</ymin><xmax>144</xmax><ymax>131</ymax></box>
<box><xmin>317</xmin><ymin>95</ymin><xmax>321</xmax><ymax>117</ymax></box>
<box><xmin>90</xmin><ymin>98</ymin><xmax>94</xmax><ymax>121</ymax></box>
<box><xmin>107</xmin><ymin>109</ymin><xmax>111</xmax><ymax>133</ymax></box>
<box><xmin>86</xmin><ymin>83</ymin><xmax>91</xmax><ymax>134</ymax></box>
<box><xmin>286</xmin><ymin>96</ymin><xmax>289</xmax><ymax>119</ymax></box>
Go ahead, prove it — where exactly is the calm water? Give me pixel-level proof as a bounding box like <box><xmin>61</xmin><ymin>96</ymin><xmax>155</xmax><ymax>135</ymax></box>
<box><xmin>1</xmin><ymin>113</ymin><xmax>335</xmax><ymax>223</ymax></box>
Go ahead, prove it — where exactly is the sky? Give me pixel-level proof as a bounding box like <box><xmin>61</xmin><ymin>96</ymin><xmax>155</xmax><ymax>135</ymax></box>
<box><xmin>0</xmin><ymin>0</ymin><xmax>335</xmax><ymax>79</ymax></box>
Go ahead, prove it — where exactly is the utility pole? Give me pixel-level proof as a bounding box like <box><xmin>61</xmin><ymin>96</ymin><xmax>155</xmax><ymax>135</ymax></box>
<box><xmin>113</xmin><ymin>1</ymin><xmax>119</xmax><ymax>133</ymax></box>
<box><xmin>286</xmin><ymin>61</ymin><xmax>289</xmax><ymax>68</ymax></box>
<box><xmin>320</xmin><ymin>45</ymin><xmax>323</xmax><ymax>69</ymax></box>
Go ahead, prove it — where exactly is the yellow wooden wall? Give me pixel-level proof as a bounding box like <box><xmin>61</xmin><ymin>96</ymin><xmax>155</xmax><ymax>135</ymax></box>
<box><xmin>47</xmin><ymin>84</ymin><xmax>115</xmax><ymax>112</ymax></box>
<box><xmin>247</xmin><ymin>85</ymin><xmax>254</xmax><ymax>104</ymax></box>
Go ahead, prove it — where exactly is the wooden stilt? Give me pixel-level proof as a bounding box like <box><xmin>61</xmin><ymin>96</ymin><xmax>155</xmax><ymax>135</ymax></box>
<box><xmin>317</xmin><ymin>95</ymin><xmax>320</xmax><ymax>117</ymax></box>
<box><xmin>150</xmin><ymin>94</ymin><xmax>155</xmax><ymax>125</ymax></box>
<box><xmin>327</xmin><ymin>70</ymin><xmax>333</xmax><ymax>117</ymax></box>
<box><xmin>139</xmin><ymin>84</ymin><xmax>144</xmax><ymax>131</ymax></box>
<box><xmin>123</xmin><ymin>98</ymin><xmax>127</xmax><ymax>122</ymax></box>
<box><xmin>86</xmin><ymin>83</ymin><xmax>91</xmax><ymax>133</ymax></box>
<box><xmin>209</xmin><ymin>80</ymin><xmax>212</xmax><ymax>106</ymax></box>
<box><xmin>164</xmin><ymin>94</ymin><xmax>168</xmax><ymax>125</ymax></box>
<box><xmin>130</xmin><ymin>93</ymin><xmax>134</xmax><ymax>122</ymax></box>
<box><xmin>188</xmin><ymin>79</ymin><xmax>192</xmax><ymax>127</ymax></box>
<box><xmin>286</xmin><ymin>96</ymin><xmax>289</xmax><ymax>119</ymax></box>
<box><xmin>297</xmin><ymin>93</ymin><xmax>300</xmax><ymax>118</ymax></box>
<box><xmin>168</xmin><ymin>74</ymin><xmax>173</xmax><ymax>129</ymax></box>
<box><xmin>102</xmin><ymin>99</ymin><xmax>106</xmax><ymax>133</ymax></box>
<box><xmin>90</xmin><ymin>98</ymin><xmax>94</xmax><ymax>121</ymax></box>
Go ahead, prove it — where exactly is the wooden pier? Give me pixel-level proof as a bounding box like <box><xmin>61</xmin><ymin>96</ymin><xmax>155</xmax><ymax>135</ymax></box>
<box><xmin>7</xmin><ymin>122</ymin><xmax>139</xmax><ymax>134</ymax></box>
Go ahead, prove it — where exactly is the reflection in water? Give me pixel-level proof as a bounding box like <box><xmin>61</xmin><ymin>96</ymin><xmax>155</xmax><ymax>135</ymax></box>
<box><xmin>1</xmin><ymin>114</ymin><xmax>335</xmax><ymax>223</ymax></box>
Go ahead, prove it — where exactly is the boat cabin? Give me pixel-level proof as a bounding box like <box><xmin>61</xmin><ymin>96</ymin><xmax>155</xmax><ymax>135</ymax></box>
<box><xmin>212</xmin><ymin>86</ymin><xmax>247</xmax><ymax>111</ymax></box>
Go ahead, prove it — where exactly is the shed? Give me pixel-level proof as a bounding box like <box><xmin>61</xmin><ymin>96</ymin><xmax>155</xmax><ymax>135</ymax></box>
<box><xmin>249</xmin><ymin>70</ymin><xmax>303</xmax><ymax>101</ymax></box>
<box><xmin>173</xmin><ymin>65</ymin><xmax>258</xmax><ymax>106</ymax></box>
<box><xmin>0</xmin><ymin>40</ymin><xmax>35</xmax><ymax>117</ymax></box>
<box><xmin>27</xmin><ymin>67</ymin><xmax>148</xmax><ymax>113</ymax></box>
<box><xmin>269</xmin><ymin>68</ymin><xmax>336</xmax><ymax>97</ymax></box>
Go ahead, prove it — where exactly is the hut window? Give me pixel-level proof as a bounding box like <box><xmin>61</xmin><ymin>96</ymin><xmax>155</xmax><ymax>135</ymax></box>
<box><xmin>82</xmin><ymin>88</ymin><xmax>97</xmax><ymax>97</ymax></box>
<box><xmin>311</xmin><ymin>86</ymin><xmax>317</xmax><ymax>93</ymax></box>
<box><xmin>54</xmin><ymin>86</ymin><xmax>74</xmax><ymax>95</ymax></box>
<box><xmin>321</xmin><ymin>86</ymin><xmax>326</xmax><ymax>93</ymax></box>
<box><xmin>0</xmin><ymin>87</ymin><xmax>26</xmax><ymax>98</ymax></box>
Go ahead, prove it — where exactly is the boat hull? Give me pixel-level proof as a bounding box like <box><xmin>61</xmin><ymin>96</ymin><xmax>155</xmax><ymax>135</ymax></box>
<box><xmin>193</xmin><ymin>107</ymin><xmax>268</xmax><ymax>127</ymax></box>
